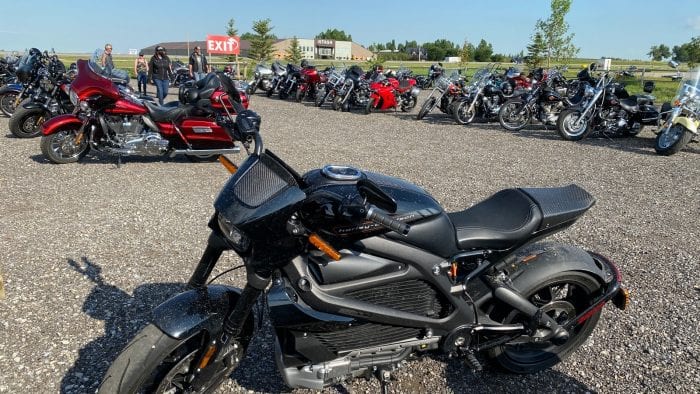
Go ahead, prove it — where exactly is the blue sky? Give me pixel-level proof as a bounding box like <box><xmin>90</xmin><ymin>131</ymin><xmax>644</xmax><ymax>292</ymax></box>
<box><xmin>0</xmin><ymin>0</ymin><xmax>698</xmax><ymax>60</ymax></box>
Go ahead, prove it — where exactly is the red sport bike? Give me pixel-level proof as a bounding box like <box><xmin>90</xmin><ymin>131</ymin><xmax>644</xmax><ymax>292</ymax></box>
<box><xmin>364</xmin><ymin>69</ymin><xmax>420</xmax><ymax>114</ymax></box>
<box><xmin>40</xmin><ymin>59</ymin><xmax>249</xmax><ymax>164</ymax></box>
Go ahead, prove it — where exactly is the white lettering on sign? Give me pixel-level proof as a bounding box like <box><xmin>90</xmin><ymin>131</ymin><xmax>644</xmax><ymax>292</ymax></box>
<box><xmin>206</xmin><ymin>35</ymin><xmax>240</xmax><ymax>55</ymax></box>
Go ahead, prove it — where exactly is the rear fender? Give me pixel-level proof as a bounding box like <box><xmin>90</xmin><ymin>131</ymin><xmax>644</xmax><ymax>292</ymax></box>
<box><xmin>152</xmin><ymin>284</ymin><xmax>255</xmax><ymax>340</ymax></box>
<box><xmin>41</xmin><ymin>114</ymin><xmax>82</xmax><ymax>136</ymax></box>
<box><xmin>22</xmin><ymin>102</ymin><xmax>50</xmax><ymax>112</ymax></box>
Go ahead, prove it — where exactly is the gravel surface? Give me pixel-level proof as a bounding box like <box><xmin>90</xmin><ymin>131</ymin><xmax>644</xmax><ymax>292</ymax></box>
<box><xmin>0</xmin><ymin>90</ymin><xmax>698</xmax><ymax>394</ymax></box>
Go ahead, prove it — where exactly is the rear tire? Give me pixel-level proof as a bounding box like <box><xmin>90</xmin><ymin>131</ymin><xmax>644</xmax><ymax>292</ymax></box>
<box><xmin>498</xmin><ymin>99</ymin><xmax>531</xmax><ymax>131</ymax></box>
<box><xmin>0</xmin><ymin>91</ymin><xmax>20</xmax><ymax>117</ymax></box>
<box><xmin>557</xmin><ymin>109</ymin><xmax>589</xmax><ymax>141</ymax></box>
<box><xmin>655</xmin><ymin>124</ymin><xmax>693</xmax><ymax>155</ymax></box>
<box><xmin>401</xmin><ymin>96</ymin><xmax>417</xmax><ymax>112</ymax></box>
<box><xmin>40</xmin><ymin>127</ymin><xmax>89</xmax><ymax>164</ymax></box>
<box><xmin>416</xmin><ymin>97</ymin><xmax>436</xmax><ymax>120</ymax></box>
<box><xmin>486</xmin><ymin>271</ymin><xmax>602</xmax><ymax>374</ymax></box>
<box><xmin>9</xmin><ymin>105</ymin><xmax>47</xmax><ymax>138</ymax></box>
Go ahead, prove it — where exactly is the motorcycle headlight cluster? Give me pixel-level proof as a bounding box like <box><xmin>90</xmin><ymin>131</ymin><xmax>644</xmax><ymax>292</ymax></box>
<box><xmin>584</xmin><ymin>85</ymin><xmax>595</xmax><ymax>98</ymax></box>
<box><xmin>69</xmin><ymin>89</ymin><xmax>79</xmax><ymax>106</ymax></box>
<box><xmin>217</xmin><ymin>213</ymin><xmax>250</xmax><ymax>251</ymax></box>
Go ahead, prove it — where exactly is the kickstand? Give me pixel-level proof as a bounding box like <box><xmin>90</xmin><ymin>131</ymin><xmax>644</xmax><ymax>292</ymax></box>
<box><xmin>377</xmin><ymin>369</ymin><xmax>393</xmax><ymax>394</ymax></box>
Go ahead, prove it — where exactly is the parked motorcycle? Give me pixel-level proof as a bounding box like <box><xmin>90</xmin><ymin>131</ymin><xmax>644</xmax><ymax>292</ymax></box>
<box><xmin>416</xmin><ymin>69</ymin><xmax>467</xmax><ymax>120</ymax></box>
<box><xmin>0</xmin><ymin>54</ymin><xmax>19</xmax><ymax>86</ymax></box>
<box><xmin>557</xmin><ymin>69</ymin><xmax>660</xmax><ymax>141</ymax></box>
<box><xmin>654</xmin><ymin>68</ymin><xmax>700</xmax><ymax>155</ymax></box>
<box><xmin>296</xmin><ymin>62</ymin><xmax>324</xmax><ymax>102</ymax></box>
<box><xmin>365</xmin><ymin>68</ymin><xmax>419</xmax><ymax>113</ymax></box>
<box><xmin>170</xmin><ymin>60</ymin><xmax>192</xmax><ymax>88</ymax></box>
<box><xmin>332</xmin><ymin>65</ymin><xmax>369</xmax><ymax>111</ymax></box>
<box><xmin>0</xmin><ymin>48</ymin><xmax>51</xmax><ymax>117</ymax></box>
<box><xmin>416</xmin><ymin>62</ymin><xmax>445</xmax><ymax>89</ymax></box>
<box><xmin>498</xmin><ymin>68</ymin><xmax>572</xmax><ymax>131</ymax></box>
<box><xmin>9</xmin><ymin>62</ymin><xmax>75</xmax><ymax>138</ymax></box>
<box><xmin>278</xmin><ymin>62</ymin><xmax>302</xmax><ymax>100</ymax></box>
<box><xmin>315</xmin><ymin>65</ymin><xmax>345</xmax><ymax>107</ymax></box>
<box><xmin>40</xmin><ymin>59</ymin><xmax>249</xmax><ymax>164</ymax></box>
<box><xmin>246</xmin><ymin>63</ymin><xmax>273</xmax><ymax>94</ymax></box>
<box><xmin>100</xmin><ymin>83</ymin><xmax>628</xmax><ymax>393</ymax></box>
<box><xmin>265</xmin><ymin>61</ymin><xmax>287</xmax><ymax>98</ymax></box>
<box><xmin>451</xmin><ymin>64</ymin><xmax>509</xmax><ymax>125</ymax></box>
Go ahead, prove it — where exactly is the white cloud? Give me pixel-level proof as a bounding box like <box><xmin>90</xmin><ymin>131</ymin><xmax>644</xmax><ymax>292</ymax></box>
<box><xmin>687</xmin><ymin>15</ymin><xmax>700</xmax><ymax>30</ymax></box>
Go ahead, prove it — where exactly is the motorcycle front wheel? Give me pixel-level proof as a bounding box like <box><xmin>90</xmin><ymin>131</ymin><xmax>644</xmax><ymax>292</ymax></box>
<box><xmin>266</xmin><ymin>87</ymin><xmax>274</xmax><ymax>97</ymax></box>
<box><xmin>99</xmin><ymin>324</ymin><xmax>244</xmax><ymax>393</ymax></box>
<box><xmin>557</xmin><ymin>109</ymin><xmax>589</xmax><ymax>141</ymax></box>
<box><xmin>0</xmin><ymin>91</ymin><xmax>20</xmax><ymax>117</ymax></box>
<box><xmin>332</xmin><ymin>95</ymin><xmax>344</xmax><ymax>111</ymax></box>
<box><xmin>416</xmin><ymin>97</ymin><xmax>436</xmax><ymax>120</ymax></box>
<box><xmin>9</xmin><ymin>104</ymin><xmax>47</xmax><ymax>138</ymax></box>
<box><xmin>295</xmin><ymin>87</ymin><xmax>305</xmax><ymax>102</ymax></box>
<box><xmin>654</xmin><ymin>124</ymin><xmax>693</xmax><ymax>155</ymax></box>
<box><xmin>487</xmin><ymin>271</ymin><xmax>602</xmax><ymax>374</ymax></box>
<box><xmin>315</xmin><ymin>87</ymin><xmax>328</xmax><ymax>107</ymax></box>
<box><xmin>498</xmin><ymin>100</ymin><xmax>531</xmax><ymax>131</ymax></box>
<box><xmin>401</xmin><ymin>96</ymin><xmax>417</xmax><ymax>112</ymax></box>
<box><xmin>452</xmin><ymin>100</ymin><xmax>476</xmax><ymax>125</ymax></box>
<box><xmin>364</xmin><ymin>99</ymin><xmax>375</xmax><ymax>114</ymax></box>
<box><xmin>40</xmin><ymin>128</ymin><xmax>89</xmax><ymax>164</ymax></box>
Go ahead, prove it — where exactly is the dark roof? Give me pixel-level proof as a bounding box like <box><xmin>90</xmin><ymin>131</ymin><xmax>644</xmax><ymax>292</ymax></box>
<box><xmin>141</xmin><ymin>40</ymin><xmax>251</xmax><ymax>54</ymax></box>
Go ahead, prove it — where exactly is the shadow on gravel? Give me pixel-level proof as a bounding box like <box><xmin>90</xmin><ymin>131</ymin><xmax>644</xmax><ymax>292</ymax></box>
<box><xmin>60</xmin><ymin>257</ymin><xmax>186</xmax><ymax>393</ymax></box>
<box><xmin>29</xmin><ymin>153</ymin><xmax>219</xmax><ymax>166</ymax></box>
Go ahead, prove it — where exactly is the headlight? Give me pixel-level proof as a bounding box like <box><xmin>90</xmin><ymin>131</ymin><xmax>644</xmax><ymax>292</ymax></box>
<box><xmin>217</xmin><ymin>213</ymin><xmax>250</xmax><ymax>251</ymax></box>
<box><xmin>79</xmin><ymin>100</ymin><xmax>90</xmax><ymax>112</ymax></box>
<box><xmin>69</xmin><ymin>89</ymin><xmax>78</xmax><ymax>106</ymax></box>
<box><xmin>584</xmin><ymin>85</ymin><xmax>595</xmax><ymax>98</ymax></box>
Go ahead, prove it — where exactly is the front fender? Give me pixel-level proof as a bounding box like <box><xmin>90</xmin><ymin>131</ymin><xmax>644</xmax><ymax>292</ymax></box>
<box><xmin>42</xmin><ymin>114</ymin><xmax>82</xmax><ymax>136</ymax></box>
<box><xmin>0</xmin><ymin>84</ymin><xmax>22</xmax><ymax>94</ymax></box>
<box><xmin>152</xmin><ymin>284</ymin><xmax>253</xmax><ymax>340</ymax></box>
<box><xmin>673</xmin><ymin>116</ymin><xmax>699</xmax><ymax>134</ymax></box>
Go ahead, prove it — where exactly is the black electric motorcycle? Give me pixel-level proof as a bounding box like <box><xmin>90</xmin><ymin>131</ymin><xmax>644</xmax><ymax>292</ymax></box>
<box><xmin>100</xmin><ymin>76</ymin><xmax>628</xmax><ymax>393</ymax></box>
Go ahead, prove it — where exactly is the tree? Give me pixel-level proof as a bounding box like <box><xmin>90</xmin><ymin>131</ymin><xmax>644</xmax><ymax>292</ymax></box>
<box><xmin>459</xmin><ymin>40</ymin><xmax>472</xmax><ymax>66</ymax></box>
<box><xmin>473</xmin><ymin>39</ymin><xmax>493</xmax><ymax>62</ymax></box>
<box><xmin>226</xmin><ymin>19</ymin><xmax>238</xmax><ymax>62</ymax></box>
<box><xmin>316</xmin><ymin>28</ymin><xmax>352</xmax><ymax>41</ymax></box>
<box><xmin>285</xmin><ymin>36</ymin><xmax>302</xmax><ymax>63</ymax></box>
<box><xmin>672</xmin><ymin>37</ymin><xmax>700</xmax><ymax>65</ymax></box>
<box><xmin>534</xmin><ymin>0</ymin><xmax>579</xmax><ymax>66</ymax></box>
<box><xmin>248</xmin><ymin>19</ymin><xmax>276</xmax><ymax>62</ymax></box>
<box><xmin>422</xmin><ymin>39</ymin><xmax>458</xmax><ymax>61</ymax></box>
<box><xmin>526</xmin><ymin>31</ymin><xmax>547</xmax><ymax>69</ymax></box>
<box><xmin>386</xmin><ymin>39</ymin><xmax>396</xmax><ymax>51</ymax></box>
<box><xmin>647</xmin><ymin>44</ymin><xmax>671</xmax><ymax>61</ymax></box>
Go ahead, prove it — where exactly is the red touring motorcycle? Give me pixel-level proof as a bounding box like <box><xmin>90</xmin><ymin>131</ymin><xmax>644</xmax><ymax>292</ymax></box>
<box><xmin>40</xmin><ymin>59</ymin><xmax>249</xmax><ymax>164</ymax></box>
<box><xmin>365</xmin><ymin>69</ymin><xmax>420</xmax><ymax>114</ymax></box>
<box><xmin>295</xmin><ymin>62</ymin><xmax>325</xmax><ymax>102</ymax></box>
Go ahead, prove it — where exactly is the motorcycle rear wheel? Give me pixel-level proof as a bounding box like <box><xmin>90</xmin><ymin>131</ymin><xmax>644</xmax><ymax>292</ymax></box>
<box><xmin>655</xmin><ymin>124</ymin><xmax>693</xmax><ymax>155</ymax></box>
<box><xmin>416</xmin><ymin>97</ymin><xmax>436</xmax><ymax>120</ymax></box>
<box><xmin>453</xmin><ymin>100</ymin><xmax>476</xmax><ymax>125</ymax></box>
<box><xmin>487</xmin><ymin>271</ymin><xmax>602</xmax><ymax>374</ymax></box>
<box><xmin>498</xmin><ymin>100</ymin><xmax>531</xmax><ymax>131</ymax></box>
<box><xmin>401</xmin><ymin>96</ymin><xmax>417</xmax><ymax>112</ymax></box>
<box><xmin>9</xmin><ymin>104</ymin><xmax>46</xmax><ymax>138</ymax></box>
<box><xmin>0</xmin><ymin>91</ymin><xmax>20</xmax><ymax>117</ymax></box>
<box><xmin>99</xmin><ymin>324</ymin><xmax>244</xmax><ymax>393</ymax></box>
<box><xmin>40</xmin><ymin>128</ymin><xmax>89</xmax><ymax>164</ymax></box>
<box><xmin>557</xmin><ymin>109</ymin><xmax>589</xmax><ymax>141</ymax></box>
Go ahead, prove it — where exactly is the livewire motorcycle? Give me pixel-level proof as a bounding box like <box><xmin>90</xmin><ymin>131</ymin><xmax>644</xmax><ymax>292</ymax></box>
<box><xmin>100</xmin><ymin>77</ymin><xmax>628</xmax><ymax>393</ymax></box>
<box><xmin>40</xmin><ymin>59</ymin><xmax>249</xmax><ymax>164</ymax></box>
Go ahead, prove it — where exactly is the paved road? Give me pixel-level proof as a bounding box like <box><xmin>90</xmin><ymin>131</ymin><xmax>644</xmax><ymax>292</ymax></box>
<box><xmin>0</xmin><ymin>92</ymin><xmax>698</xmax><ymax>393</ymax></box>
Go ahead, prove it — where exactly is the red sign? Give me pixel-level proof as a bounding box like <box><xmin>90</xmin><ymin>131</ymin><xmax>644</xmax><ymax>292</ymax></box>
<box><xmin>206</xmin><ymin>35</ymin><xmax>240</xmax><ymax>55</ymax></box>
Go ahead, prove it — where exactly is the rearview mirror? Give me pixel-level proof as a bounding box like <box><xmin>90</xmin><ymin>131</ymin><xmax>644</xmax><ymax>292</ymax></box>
<box><xmin>357</xmin><ymin>179</ymin><xmax>397</xmax><ymax>213</ymax></box>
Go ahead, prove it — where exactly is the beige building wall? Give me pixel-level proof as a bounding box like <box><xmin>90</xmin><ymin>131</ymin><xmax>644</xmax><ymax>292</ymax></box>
<box><xmin>272</xmin><ymin>39</ymin><xmax>372</xmax><ymax>61</ymax></box>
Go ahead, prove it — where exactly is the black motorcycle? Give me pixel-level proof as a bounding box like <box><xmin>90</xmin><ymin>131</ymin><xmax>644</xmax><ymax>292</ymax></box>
<box><xmin>0</xmin><ymin>55</ymin><xmax>19</xmax><ymax>86</ymax></box>
<box><xmin>332</xmin><ymin>65</ymin><xmax>369</xmax><ymax>111</ymax></box>
<box><xmin>0</xmin><ymin>48</ymin><xmax>50</xmax><ymax>117</ymax></box>
<box><xmin>265</xmin><ymin>61</ymin><xmax>287</xmax><ymax>98</ymax></box>
<box><xmin>278</xmin><ymin>62</ymin><xmax>302</xmax><ymax>100</ymax></box>
<box><xmin>100</xmin><ymin>75</ymin><xmax>628</xmax><ymax>393</ymax></box>
<box><xmin>170</xmin><ymin>60</ymin><xmax>192</xmax><ymax>88</ymax></box>
<box><xmin>557</xmin><ymin>69</ymin><xmax>660</xmax><ymax>141</ymax></box>
<box><xmin>9</xmin><ymin>62</ymin><xmax>74</xmax><ymax>138</ymax></box>
<box><xmin>451</xmin><ymin>65</ymin><xmax>509</xmax><ymax>125</ymax></box>
<box><xmin>315</xmin><ymin>66</ymin><xmax>345</xmax><ymax>107</ymax></box>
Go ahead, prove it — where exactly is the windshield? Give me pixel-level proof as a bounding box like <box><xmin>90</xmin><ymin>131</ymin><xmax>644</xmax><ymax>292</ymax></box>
<box><xmin>676</xmin><ymin>68</ymin><xmax>700</xmax><ymax>101</ymax></box>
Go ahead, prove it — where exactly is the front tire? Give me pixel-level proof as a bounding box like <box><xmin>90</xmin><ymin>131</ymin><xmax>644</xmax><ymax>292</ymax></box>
<box><xmin>364</xmin><ymin>98</ymin><xmax>375</xmax><ymax>114</ymax></box>
<box><xmin>100</xmin><ymin>324</ymin><xmax>243</xmax><ymax>393</ymax></box>
<box><xmin>498</xmin><ymin>99</ymin><xmax>531</xmax><ymax>131</ymax></box>
<box><xmin>557</xmin><ymin>109</ymin><xmax>589</xmax><ymax>141</ymax></box>
<box><xmin>9</xmin><ymin>104</ymin><xmax>47</xmax><ymax>138</ymax></box>
<box><xmin>416</xmin><ymin>97</ymin><xmax>436</xmax><ymax>120</ymax></box>
<box><xmin>452</xmin><ymin>100</ymin><xmax>477</xmax><ymax>125</ymax></box>
<box><xmin>40</xmin><ymin>128</ymin><xmax>89</xmax><ymax>164</ymax></box>
<box><xmin>332</xmin><ymin>95</ymin><xmax>344</xmax><ymax>111</ymax></box>
<box><xmin>655</xmin><ymin>124</ymin><xmax>693</xmax><ymax>155</ymax></box>
<box><xmin>315</xmin><ymin>87</ymin><xmax>327</xmax><ymax>107</ymax></box>
<box><xmin>0</xmin><ymin>91</ymin><xmax>20</xmax><ymax>117</ymax></box>
<box><xmin>487</xmin><ymin>271</ymin><xmax>602</xmax><ymax>374</ymax></box>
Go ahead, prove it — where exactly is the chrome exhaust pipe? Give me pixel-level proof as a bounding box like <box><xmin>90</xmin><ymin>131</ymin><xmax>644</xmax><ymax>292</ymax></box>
<box><xmin>169</xmin><ymin>147</ymin><xmax>241</xmax><ymax>157</ymax></box>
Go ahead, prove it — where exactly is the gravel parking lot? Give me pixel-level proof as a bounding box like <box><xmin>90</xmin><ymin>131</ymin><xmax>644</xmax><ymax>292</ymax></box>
<box><xmin>0</xmin><ymin>90</ymin><xmax>698</xmax><ymax>394</ymax></box>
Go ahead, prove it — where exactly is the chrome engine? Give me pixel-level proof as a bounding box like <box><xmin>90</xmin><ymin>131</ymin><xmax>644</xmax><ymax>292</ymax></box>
<box><xmin>100</xmin><ymin>115</ymin><xmax>170</xmax><ymax>155</ymax></box>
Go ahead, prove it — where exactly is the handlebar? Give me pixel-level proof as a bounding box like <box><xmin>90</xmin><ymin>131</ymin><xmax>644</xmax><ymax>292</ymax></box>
<box><xmin>366</xmin><ymin>206</ymin><xmax>410</xmax><ymax>235</ymax></box>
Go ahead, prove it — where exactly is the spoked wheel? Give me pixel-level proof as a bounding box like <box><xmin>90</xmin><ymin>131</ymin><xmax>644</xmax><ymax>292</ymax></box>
<box><xmin>295</xmin><ymin>87</ymin><xmax>305</xmax><ymax>102</ymax></box>
<box><xmin>332</xmin><ymin>95</ymin><xmax>344</xmax><ymax>111</ymax></box>
<box><xmin>453</xmin><ymin>100</ymin><xmax>476</xmax><ymax>125</ymax></box>
<box><xmin>40</xmin><ymin>127</ymin><xmax>89</xmax><ymax>164</ymax></box>
<box><xmin>0</xmin><ymin>92</ymin><xmax>20</xmax><ymax>117</ymax></box>
<box><xmin>655</xmin><ymin>124</ymin><xmax>693</xmax><ymax>155</ymax></box>
<box><xmin>416</xmin><ymin>97</ymin><xmax>436</xmax><ymax>120</ymax></box>
<box><xmin>498</xmin><ymin>100</ymin><xmax>531</xmax><ymax>131</ymax></box>
<box><xmin>401</xmin><ymin>96</ymin><xmax>417</xmax><ymax>112</ymax></box>
<box><xmin>557</xmin><ymin>109</ymin><xmax>589</xmax><ymax>141</ymax></box>
<box><xmin>9</xmin><ymin>105</ymin><xmax>47</xmax><ymax>138</ymax></box>
<box><xmin>364</xmin><ymin>99</ymin><xmax>375</xmax><ymax>114</ymax></box>
<box><xmin>487</xmin><ymin>272</ymin><xmax>602</xmax><ymax>373</ymax></box>
<box><xmin>315</xmin><ymin>87</ymin><xmax>328</xmax><ymax>107</ymax></box>
<box><xmin>99</xmin><ymin>324</ymin><xmax>246</xmax><ymax>393</ymax></box>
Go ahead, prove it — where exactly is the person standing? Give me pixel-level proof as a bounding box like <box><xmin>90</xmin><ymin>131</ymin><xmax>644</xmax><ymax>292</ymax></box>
<box><xmin>134</xmin><ymin>52</ymin><xmax>149</xmax><ymax>96</ymax></box>
<box><xmin>148</xmin><ymin>46</ymin><xmax>173</xmax><ymax>105</ymax></box>
<box><xmin>188</xmin><ymin>46</ymin><xmax>208</xmax><ymax>81</ymax></box>
<box><xmin>100</xmin><ymin>43</ymin><xmax>114</xmax><ymax>73</ymax></box>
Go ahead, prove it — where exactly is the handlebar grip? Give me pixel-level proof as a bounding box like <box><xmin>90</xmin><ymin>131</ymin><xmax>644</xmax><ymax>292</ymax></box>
<box><xmin>366</xmin><ymin>207</ymin><xmax>410</xmax><ymax>235</ymax></box>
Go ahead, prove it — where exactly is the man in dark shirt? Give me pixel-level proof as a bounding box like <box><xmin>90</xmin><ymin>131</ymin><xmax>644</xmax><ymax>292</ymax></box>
<box><xmin>188</xmin><ymin>46</ymin><xmax>209</xmax><ymax>82</ymax></box>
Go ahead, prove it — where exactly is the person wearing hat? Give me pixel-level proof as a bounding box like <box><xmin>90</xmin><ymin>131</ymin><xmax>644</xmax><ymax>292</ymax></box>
<box><xmin>148</xmin><ymin>46</ymin><xmax>173</xmax><ymax>105</ymax></box>
<box><xmin>134</xmin><ymin>52</ymin><xmax>149</xmax><ymax>96</ymax></box>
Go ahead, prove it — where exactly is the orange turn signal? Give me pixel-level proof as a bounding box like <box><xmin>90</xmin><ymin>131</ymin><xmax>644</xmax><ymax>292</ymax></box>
<box><xmin>309</xmin><ymin>233</ymin><xmax>341</xmax><ymax>261</ymax></box>
<box><xmin>198</xmin><ymin>344</ymin><xmax>218</xmax><ymax>370</ymax></box>
<box><xmin>218</xmin><ymin>155</ymin><xmax>238</xmax><ymax>174</ymax></box>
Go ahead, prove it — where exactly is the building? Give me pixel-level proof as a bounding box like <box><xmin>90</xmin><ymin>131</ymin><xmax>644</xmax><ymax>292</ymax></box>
<box><xmin>272</xmin><ymin>38</ymin><xmax>373</xmax><ymax>61</ymax></box>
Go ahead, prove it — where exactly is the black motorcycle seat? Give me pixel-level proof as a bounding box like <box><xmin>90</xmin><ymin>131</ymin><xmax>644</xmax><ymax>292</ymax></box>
<box><xmin>619</xmin><ymin>98</ymin><xmax>639</xmax><ymax>113</ymax></box>
<box><xmin>448</xmin><ymin>184</ymin><xmax>594</xmax><ymax>250</ymax></box>
<box><xmin>144</xmin><ymin>100</ymin><xmax>193</xmax><ymax>123</ymax></box>
<box><xmin>194</xmin><ymin>73</ymin><xmax>220</xmax><ymax>100</ymax></box>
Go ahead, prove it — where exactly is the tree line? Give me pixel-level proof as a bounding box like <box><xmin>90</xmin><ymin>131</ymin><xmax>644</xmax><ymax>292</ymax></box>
<box><xmin>647</xmin><ymin>37</ymin><xmax>700</xmax><ymax>65</ymax></box>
